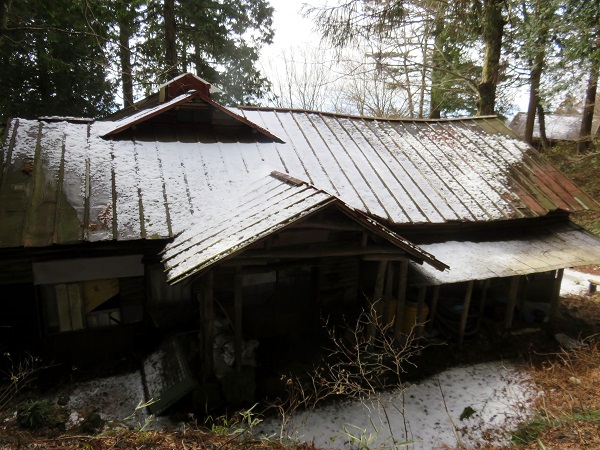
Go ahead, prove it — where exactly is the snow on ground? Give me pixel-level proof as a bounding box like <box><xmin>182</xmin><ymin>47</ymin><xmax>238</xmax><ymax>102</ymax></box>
<box><xmin>43</xmin><ymin>369</ymin><xmax>173</xmax><ymax>430</ymax></box>
<box><xmin>255</xmin><ymin>361</ymin><xmax>535</xmax><ymax>450</ymax></box>
<box><xmin>561</xmin><ymin>268</ymin><xmax>594</xmax><ymax>297</ymax></box>
<box><xmin>17</xmin><ymin>268</ymin><xmax>592</xmax><ymax>441</ymax></box>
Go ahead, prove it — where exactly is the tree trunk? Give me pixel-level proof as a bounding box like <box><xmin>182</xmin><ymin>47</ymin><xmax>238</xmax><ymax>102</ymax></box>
<box><xmin>537</xmin><ymin>103</ymin><xmax>549</xmax><ymax>149</ymax></box>
<box><xmin>524</xmin><ymin>42</ymin><xmax>546</xmax><ymax>145</ymax></box>
<box><xmin>578</xmin><ymin>62</ymin><xmax>599</xmax><ymax>153</ymax></box>
<box><xmin>477</xmin><ymin>0</ymin><xmax>504</xmax><ymax>116</ymax></box>
<box><xmin>118</xmin><ymin>11</ymin><xmax>133</xmax><ymax>108</ymax></box>
<box><xmin>429</xmin><ymin>11</ymin><xmax>445</xmax><ymax>119</ymax></box>
<box><xmin>164</xmin><ymin>0</ymin><xmax>178</xmax><ymax>80</ymax></box>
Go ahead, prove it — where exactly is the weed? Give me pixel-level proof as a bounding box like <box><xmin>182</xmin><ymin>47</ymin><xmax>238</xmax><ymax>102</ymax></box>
<box><xmin>17</xmin><ymin>399</ymin><xmax>67</xmax><ymax>430</ymax></box>
<box><xmin>0</xmin><ymin>353</ymin><xmax>53</xmax><ymax>411</ymax></box>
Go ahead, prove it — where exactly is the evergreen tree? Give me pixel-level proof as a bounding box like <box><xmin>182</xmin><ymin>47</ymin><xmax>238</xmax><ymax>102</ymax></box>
<box><xmin>137</xmin><ymin>0</ymin><xmax>274</xmax><ymax>105</ymax></box>
<box><xmin>0</xmin><ymin>0</ymin><xmax>115</xmax><ymax>121</ymax></box>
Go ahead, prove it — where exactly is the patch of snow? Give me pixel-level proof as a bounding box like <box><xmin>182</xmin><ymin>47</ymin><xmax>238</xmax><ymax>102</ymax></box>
<box><xmin>256</xmin><ymin>361</ymin><xmax>535</xmax><ymax>449</ymax></box>
<box><xmin>561</xmin><ymin>269</ymin><xmax>590</xmax><ymax>296</ymax></box>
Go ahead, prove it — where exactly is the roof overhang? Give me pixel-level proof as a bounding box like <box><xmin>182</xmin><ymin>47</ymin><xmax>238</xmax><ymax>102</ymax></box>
<box><xmin>409</xmin><ymin>221</ymin><xmax>600</xmax><ymax>286</ymax></box>
<box><xmin>162</xmin><ymin>172</ymin><xmax>447</xmax><ymax>285</ymax></box>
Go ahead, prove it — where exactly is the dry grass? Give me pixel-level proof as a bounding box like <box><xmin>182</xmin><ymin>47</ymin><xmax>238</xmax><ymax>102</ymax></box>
<box><xmin>511</xmin><ymin>338</ymin><xmax>600</xmax><ymax>450</ymax></box>
<box><xmin>0</xmin><ymin>428</ymin><xmax>324</xmax><ymax>449</ymax></box>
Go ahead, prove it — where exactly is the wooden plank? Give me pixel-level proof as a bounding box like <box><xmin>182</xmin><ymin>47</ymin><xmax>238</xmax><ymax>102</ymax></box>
<box><xmin>415</xmin><ymin>286</ymin><xmax>427</xmax><ymax>338</ymax></box>
<box><xmin>67</xmin><ymin>283</ymin><xmax>84</xmax><ymax>331</ymax></box>
<box><xmin>458</xmin><ymin>281</ymin><xmax>474</xmax><ymax>347</ymax></box>
<box><xmin>368</xmin><ymin>260</ymin><xmax>387</xmax><ymax>342</ymax></box>
<box><xmin>394</xmin><ymin>260</ymin><xmax>408</xmax><ymax>342</ymax></box>
<box><xmin>234</xmin><ymin>266</ymin><xmax>243</xmax><ymax>372</ymax></box>
<box><xmin>548</xmin><ymin>269</ymin><xmax>564</xmax><ymax>325</ymax></box>
<box><xmin>55</xmin><ymin>284</ymin><xmax>71</xmax><ymax>332</ymax></box>
<box><xmin>243</xmin><ymin>245</ymin><xmax>408</xmax><ymax>260</ymax></box>
<box><xmin>504</xmin><ymin>276</ymin><xmax>520</xmax><ymax>330</ymax></box>
<box><xmin>428</xmin><ymin>285</ymin><xmax>440</xmax><ymax>333</ymax></box>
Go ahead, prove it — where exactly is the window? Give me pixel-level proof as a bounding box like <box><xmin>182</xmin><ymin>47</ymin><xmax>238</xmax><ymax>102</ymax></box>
<box><xmin>41</xmin><ymin>277</ymin><xmax>143</xmax><ymax>334</ymax></box>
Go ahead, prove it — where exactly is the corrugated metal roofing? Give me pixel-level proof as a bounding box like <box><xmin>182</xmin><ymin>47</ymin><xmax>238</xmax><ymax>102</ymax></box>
<box><xmin>409</xmin><ymin>222</ymin><xmax>600</xmax><ymax>286</ymax></box>
<box><xmin>162</xmin><ymin>172</ymin><xmax>447</xmax><ymax>284</ymax></box>
<box><xmin>0</xmin><ymin>106</ymin><xmax>596</xmax><ymax>248</ymax></box>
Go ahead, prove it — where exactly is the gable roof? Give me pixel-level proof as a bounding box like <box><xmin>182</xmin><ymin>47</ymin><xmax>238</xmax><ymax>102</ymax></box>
<box><xmin>162</xmin><ymin>172</ymin><xmax>447</xmax><ymax>284</ymax></box>
<box><xmin>101</xmin><ymin>90</ymin><xmax>283</xmax><ymax>143</ymax></box>
<box><xmin>0</xmin><ymin>97</ymin><xmax>597</xmax><ymax>249</ymax></box>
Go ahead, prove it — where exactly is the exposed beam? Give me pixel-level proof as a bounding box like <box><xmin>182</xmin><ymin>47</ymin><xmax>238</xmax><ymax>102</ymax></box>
<box><xmin>240</xmin><ymin>245</ymin><xmax>409</xmax><ymax>260</ymax></box>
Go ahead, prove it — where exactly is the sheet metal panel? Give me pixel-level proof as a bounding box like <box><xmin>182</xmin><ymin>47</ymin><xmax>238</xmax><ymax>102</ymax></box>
<box><xmin>0</xmin><ymin>109</ymin><xmax>598</xmax><ymax>249</ymax></box>
<box><xmin>409</xmin><ymin>223</ymin><xmax>600</xmax><ymax>286</ymax></box>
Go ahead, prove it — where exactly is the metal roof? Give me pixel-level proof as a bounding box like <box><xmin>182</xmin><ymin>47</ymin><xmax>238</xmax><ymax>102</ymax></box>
<box><xmin>409</xmin><ymin>222</ymin><xmax>600</xmax><ymax>286</ymax></box>
<box><xmin>162</xmin><ymin>172</ymin><xmax>447</xmax><ymax>284</ymax></box>
<box><xmin>0</xmin><ymin>105</ymin><xmax>596</xmax><ymax>249</ymax></box>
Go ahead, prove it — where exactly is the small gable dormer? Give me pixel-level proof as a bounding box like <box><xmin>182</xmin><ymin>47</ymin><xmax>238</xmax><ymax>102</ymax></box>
<box><xmin>101</xmin><ymin>73</ymin><xmax>283</xmax><ymax>143</ymax></box>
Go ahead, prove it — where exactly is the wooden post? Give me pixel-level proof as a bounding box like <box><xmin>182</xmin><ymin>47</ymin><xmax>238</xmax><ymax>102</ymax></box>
<box><xmin>200</xmin><ymin>271</ymin><xmax>214</xmax><ymax>378</ymax></box>
<box><xmin>428</xmin><ymin>285</ymin><xmax>440</xmax><ymax>333</ymax></box>
<box><xmin>394</xmin><ymin>260</ymin><xmax>408</xmax><ymax>342</ymax></box>
<box><xmin>368</xmin><ymin>260</ymin><xmax>387</xmax><ymax>342</ymax></box>
<box><xmin>383</xmin><ymin>262</ymin><xmax>394</xmax><ymax>328</ymax></box>
<box><xmin>458</xmin><ymin>280</ymin><xmax>474</xmax><ymax>347</ymax></box>
<box><xmin>415</xmin><ymin>286</ymin><xmax>427</xmax><ymax>338</ymax></box>
<box><xmin>548</xmin><ymin>269</ymin><xmax>564</xmax><ymax>325</ymax></box>
<box><xmin>477</xmin><ymin>279</ymin><xmax>490</xmax><ymax>328</ymax></box>
<box><xmin>504</xmin><ymin>276</ymin><xmax>520</xmax><ymax>331</ymax></box>
<box><xmin>234</xmin><ymin>266</ymin><xmax>243</xmax><ymax>372</ymax></box>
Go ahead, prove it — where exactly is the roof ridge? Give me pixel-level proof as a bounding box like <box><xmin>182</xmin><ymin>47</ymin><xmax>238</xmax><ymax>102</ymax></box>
<box><xmin>239</xmin><ymin>106</ymin><xmax>497</xmax><ymax>122</ymax></box>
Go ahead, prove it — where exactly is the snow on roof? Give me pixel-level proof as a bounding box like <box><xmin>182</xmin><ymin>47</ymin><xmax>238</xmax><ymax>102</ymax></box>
<box><xmin>157</xmin><ymin>72</ymin><xmax>221</xmax><ymax>94</ymax></box>
<box><xmin>0</xmin><ymin>109</ymin><xmax>596</xmax><ymax>249</ymax></box>
<box><xmin>162</xmin><ymin>172</ymin><xmax>447</xmax><ymax>284</ymax></box>
<box><xmin>409</xmin><ymin>222</ymin><xmax>600</xmax><ymax>285</ymax></box>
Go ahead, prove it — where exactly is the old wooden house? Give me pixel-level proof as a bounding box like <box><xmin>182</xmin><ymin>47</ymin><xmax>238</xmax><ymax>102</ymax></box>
<box><xmin>2</xmin><ymin>74</ymin><xmax>600</xmax><ymax>403</ymax></box>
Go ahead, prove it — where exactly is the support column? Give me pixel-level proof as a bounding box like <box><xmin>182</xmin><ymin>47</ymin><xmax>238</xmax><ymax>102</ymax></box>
<box><xmin>458</xmin><ymin>281</ymin><xmax>474</xmax><ymax>347</ymax></box>
<box><xmin>200</xmin><ymin>271</ymin><xmax>214</xmax><ymax>378</ymax></box>
<box><xmin>368</xmin><ymin>260</ymin><xmax>388</xmax><ymax>342</ymax></box>
<box><xmin>415</xmin><ymin>286</ymin><xmax>427</xmax><ymax>338</ymax></box>
<box><xmin>234</xmin><ymin>266</ymin><xmax>243</xmax><ymax>372</ymax></box>
<box><xmin>394</xmin><ymin>260</ymin><xmax>408</xmax><ymax>342</ymax></box>
<box><xmin>504</xmin><ymin>276</ymin><xmax>520</xmax><ymax>331</ymax></box>
<box><xmin>428</xmin><ymin>285</ymin><xmax>440</xmax><ymax>333</ymax></box>
<box><xmin>548</xmin><ymin>269</ymin><xmax>564</xmax><ymax>325</ymax></box>
<box><xmin>383</xmin><ymin>262</ymin><xmax>394</xmax><ymax>329</ymax></box>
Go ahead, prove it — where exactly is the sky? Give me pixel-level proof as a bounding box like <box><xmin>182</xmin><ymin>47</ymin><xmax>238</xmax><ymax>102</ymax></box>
<box><xmin>259</xmin><ymin>0</ymin><xmax>529</xmax><ymax>117</ymax></box>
